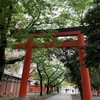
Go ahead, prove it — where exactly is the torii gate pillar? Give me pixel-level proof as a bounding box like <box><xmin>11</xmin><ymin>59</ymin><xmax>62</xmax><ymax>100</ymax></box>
<box><xmin>15</xmin><ymin>39</ymin><xmax>32</xmax><ymax>100</ymax></box>
<box><xmin>15</xmin><ymin>27</ymin><xmax>92</xmax><ymax>100</ymax></box>
<box><xmin>78</xmin><ymin>33</ymin><xmax>92</xmax><ymax>100</ymax></box>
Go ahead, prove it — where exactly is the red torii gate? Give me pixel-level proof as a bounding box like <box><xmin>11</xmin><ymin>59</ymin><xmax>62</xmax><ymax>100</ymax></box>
<box><xmin>15</xmin><ymin>27</ymin><xmax>92</xmax><ymax>100</ymax></box>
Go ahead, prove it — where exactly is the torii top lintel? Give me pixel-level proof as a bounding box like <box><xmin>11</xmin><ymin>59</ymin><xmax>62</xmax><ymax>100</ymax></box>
<box><xmin>15</xmin><ymin>26</ymin><xmax>83</xmax><ymax>49</ymax></box>
<box><xmin>16</xmin><ymin>26</ymin><xmax>92</xmax><ymax>100</ymax></box>
<box><xmin>29</xmin><ymin>26</ymin><xmax>82</xmax><ymax>37</ymax></box>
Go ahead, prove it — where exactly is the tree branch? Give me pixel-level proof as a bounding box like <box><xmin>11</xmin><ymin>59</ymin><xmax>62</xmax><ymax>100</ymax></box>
<box><xmin>26</xmin><ymin>7</ymin><xmax>41</xmax><ymax>28</ymax></box>
<box><xmin>6</xmin><ymin>56</ymin><xmax>25</xmax><ymax>64</ymax></box>
<box><xmin>50</xmin><ymin>71</ymin><xmax>64</xmax><ymax>84</ymax></box>
<box><xmin>48</xmin><ymin>66</ymin><xmax>59</xmax><ymax>79</ymax></box>
<box><xmin>53</xmin><ymin>77</ymin><xmax>65</xmax><ymax>87</ymax></box>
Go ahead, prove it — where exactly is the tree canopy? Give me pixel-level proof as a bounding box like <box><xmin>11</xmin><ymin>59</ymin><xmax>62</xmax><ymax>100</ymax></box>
<box><xmin>82</xmin><ymin>0</ymin><xmax>100</xmax><ymax>68</ymax></box>
<box><xmin>31</xmin><ymin>48</ymin><xmax>65</xmax><ymax>95</ymax></box>
<box><xmin>1</xmin><ymin>0</ymin><xmax>99</xmax><ymax>94</ymax></box>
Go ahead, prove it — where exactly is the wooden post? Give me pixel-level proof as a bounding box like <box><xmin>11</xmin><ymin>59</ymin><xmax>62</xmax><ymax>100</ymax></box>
<box><xmin>19</xmin><ymin>39</ymin><xmax>32</xmax><ymax>98</ymax></box>
<box><xmin>78</xmin><ymin>33</ymin><xmax>92</xmax><ymax>100</ymax></box>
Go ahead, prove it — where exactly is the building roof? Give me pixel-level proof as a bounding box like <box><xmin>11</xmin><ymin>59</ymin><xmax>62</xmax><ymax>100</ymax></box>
<box><xmin>4</xmin><ymin>69</ymin><xmax>21</xmax><ymax>78</ymax></box>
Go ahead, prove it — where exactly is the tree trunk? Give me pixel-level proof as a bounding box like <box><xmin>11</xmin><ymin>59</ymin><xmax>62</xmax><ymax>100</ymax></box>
<box><xmin>57</xmin><ymin>86</ymin><xmax>59</xmax><ymax>93</ymax></box>
<box><xmin>51</xmin><ymin>86</ymin><xmax>53</xmax><ymax>93</ymax></box>
<box><xmin>37</xmin><ymin>64</ymin><xmax>43</xmax><ymax>96</ymax></box>
<box><xmin>40</xmin><ymin>79</ymin><xmax>43</xmax><ymax>96</ymax></box>
<box><xmin>0</xmin><ymin>32</ymin><xmax>6</xmax><ymax>86</ymax></box>
<box><xmin>47</xmin><ymin>85</ymin><xmax>49</xmax><ymax>95</ymax></box>
<box><xmin>78</xmin><ymin>85</ymin><xmax>83</xmax><ymax>100</ymax></box>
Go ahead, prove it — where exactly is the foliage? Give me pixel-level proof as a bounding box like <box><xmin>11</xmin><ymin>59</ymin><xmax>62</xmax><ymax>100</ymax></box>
<box><xmin>0</xmin><ymin>0</ymin><xmax>70</xmax><ymax>83</ymax></box>
<box><xmin>55</xmin><ymin>38</ymin><xmax>80</xmax><ymax>83</ymax></box>
<box><xmin>42</xmin><ymin>61</ymin><xmax>65</xmax><ymax>86</ymax></box>
<box><xmin>82</xmin><ymin>0</ymin><xmax>100</xmax><ymax>68</ymax></box>
<box><xmin>67</xmin><ymin>0</ymin><xmax>93</xmax><ymax>26</ymax></box>
<box><xmin>0</xmin><ymin>0</ymin><xmax>96</xmax><ymax>94</ymax></box>
<box><xmin>90</xmin><ymin>68</ymin><xmax>100</xmax><ymax>88</ymax></box>
<box><xmin>42</xmin><ymin>60</ymin><xmax>65</xmax><ymax>94</ymax></box>
<box><xmin>32</xmin><ymin>48</ymin><xmax>65</xmax><ymax>95</ymax></box>
<box><xmin>55</xmin><ymin>38</ymin><xmax>84</xmax><ymax>98</ymax></box>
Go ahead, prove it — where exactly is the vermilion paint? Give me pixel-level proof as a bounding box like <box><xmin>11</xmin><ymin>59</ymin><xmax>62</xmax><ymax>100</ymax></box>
<box><xmin>16</xmin><ymin>28</ymin><xmax>92</xmax><ymax>100</ymax></box>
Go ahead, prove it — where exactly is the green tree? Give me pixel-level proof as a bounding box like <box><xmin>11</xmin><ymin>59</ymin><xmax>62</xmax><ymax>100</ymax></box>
<box><xmin>82</xmin><ymin>0</ymin><xmax>100</xmax><ymax>71</ymax></box>
<box><xmin>32</xmin><ymin>48</ymin><xmax>65</xmax><ymax>95</ymax></box>
<box><xmin>55</xmin><ymin>38</ymin><xmax>83</xmax><ymax>99</ymax></box>
<box><xmin>0</xmin><ymin>0</ymin><xmax>67</xmax><ymax>85</ymax></box>
<box><xmin>32</xmin><ymin>48</ymin><xmax>50</xmax><ymax>96</ymax></box>
<box><xmin>0</xmin><ymin>0</ymin><xmax>69</xmax><ymax>83</ymax></box>
<box><xmin>66</xmin><ymin>0</ymin><xmax>93</xmax><ymax>26</ymax></box>
<box><xmin>0</xmin><ymin>0</ymin><xmax>17</xmax><ymax>84</ymax></box>
<box><xmin>42</xmin><ymin>62</ymin><xmax>65</xmax><ymax>94</ymax></box>
<box><xmin>90</xmin><ymin>68</ymin><xmax>100</xmax><ymax>89</ymax></box>
<box><xmin>0</xmin><ymin>0</ymin><xmax>94</xmax><ymax>87</ymax></box>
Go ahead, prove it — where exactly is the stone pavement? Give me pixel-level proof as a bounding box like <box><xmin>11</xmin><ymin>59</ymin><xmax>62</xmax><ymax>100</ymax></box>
<box><xmin>45</xmin><ymin>93</ymin><xmax>72</xmax><ymax>100</ymax></box>
<box><xmin>0</xmin><ymin>93</ymin><xmax>72</xmax><ymax>100</ymax></box>
<box><xmin>45</xmin><ymin>93</ymin><xmax>100</xmax><ymax>100</ymax></box>
<box><xmin>71</xmin><ymin>94</ymin><xmax>100</xmax><ymax>100</ymax></box>
<box><xmin>0</xmin><ymin>93</ymin><xmax>100</xmax><ymax>100</ymax></box>
<box><xmin>92</xmin><ymin>96</ymin><xmax>100</xmax><ymax>100</ymax></box>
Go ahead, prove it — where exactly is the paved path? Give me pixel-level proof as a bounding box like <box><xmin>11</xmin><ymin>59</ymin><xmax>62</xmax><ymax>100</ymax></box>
<box><xmin>93</xmin><ymin>96</ymin><xmax>100</xmax><ymax>100</ymax></box>
<box><xmin>45</xmin><ymin>93</ymin><xmax>72</xmax><ymax>100</ymax></box>
<box><xmin>0</xmin><ymin>93</ymin><xmax>100</xmax><ymax>100</ymax></box>
<box><xmin>45</xmin><ymin>93</ymin><xmax>100</xmax><ymax>100</ymax></box>
<box><xmin>72</xmin><ymin>94</ymin><xmax>100</xmax><ymax>100</ymax></box>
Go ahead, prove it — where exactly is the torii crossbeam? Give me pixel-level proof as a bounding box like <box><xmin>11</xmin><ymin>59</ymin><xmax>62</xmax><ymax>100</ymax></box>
<box><xmin>15</xmin><ymin>27</ymin><xmax>92</xmax><ymax>100</ymax></box>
